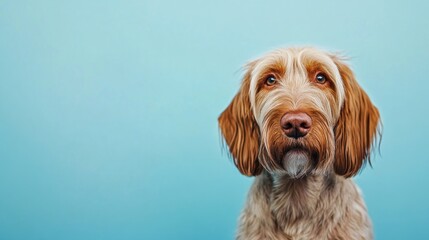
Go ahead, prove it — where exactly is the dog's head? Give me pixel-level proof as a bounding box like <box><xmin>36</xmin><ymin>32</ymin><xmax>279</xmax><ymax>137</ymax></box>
<box><xmin>219</xmin><ymin>47</ymin><xmax>380</xmax><ymax>178</ymax></box>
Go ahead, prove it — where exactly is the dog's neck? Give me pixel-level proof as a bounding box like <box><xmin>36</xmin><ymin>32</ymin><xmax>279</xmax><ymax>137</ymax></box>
<box><xmin>262</xmin><ymin>170</ymin><xmax>339</xmax><ymax>228</ymax></box>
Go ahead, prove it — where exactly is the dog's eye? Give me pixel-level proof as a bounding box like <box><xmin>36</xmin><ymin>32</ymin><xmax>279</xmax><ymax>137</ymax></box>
<box><xmin>315</xmin><ymin>73</ymin><xmax>327</xmax><ymax>84</ymax></box>
<box><xmin>265</xmin><ymin>75</ymin><xmax>277</xmax><ymax>86</ymax></box>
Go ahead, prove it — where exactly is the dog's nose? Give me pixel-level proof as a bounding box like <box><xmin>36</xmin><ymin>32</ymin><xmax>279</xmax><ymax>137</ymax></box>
<box><xmin>281</xmin><ymin>112</ymin><xmax>312</xmax><ymax>139</ymax></box>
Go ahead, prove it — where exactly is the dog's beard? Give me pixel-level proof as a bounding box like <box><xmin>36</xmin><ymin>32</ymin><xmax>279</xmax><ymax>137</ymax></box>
<box><xmin>282</xmin><ymin>148</ymin><xmax>313</xmax><ymax>178</ymax></box>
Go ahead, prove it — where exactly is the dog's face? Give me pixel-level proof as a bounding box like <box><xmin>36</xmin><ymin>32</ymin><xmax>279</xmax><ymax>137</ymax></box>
<box><xmin>219</xmin><ymin>48</ymin><xmax>380</xmax><ymax>178</ymax></box>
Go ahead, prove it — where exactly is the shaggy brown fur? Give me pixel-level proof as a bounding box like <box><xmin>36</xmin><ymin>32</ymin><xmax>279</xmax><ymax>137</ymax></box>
<box><xmin>218</xmin><ymin>47</ymin><xmax>380</xmax><ymax>240</ymax></box>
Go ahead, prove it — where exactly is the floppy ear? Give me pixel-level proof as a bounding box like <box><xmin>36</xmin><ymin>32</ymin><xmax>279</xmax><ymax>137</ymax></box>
<box><xmin>333</xmin><ymin>57</ymin><xmax>380</xmax><ymax>178</ymax></box>
<box><xmin>218</xmin><ymin>63</ymin><xmax>262</xmax><ymax>176</ymax></box>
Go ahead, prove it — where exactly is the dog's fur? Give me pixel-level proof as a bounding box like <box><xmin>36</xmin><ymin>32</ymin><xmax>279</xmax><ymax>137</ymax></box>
<box><xmin>218</xmin><ymin>47</ymin><xmax>380</xmax><ymax>240</ymax></box>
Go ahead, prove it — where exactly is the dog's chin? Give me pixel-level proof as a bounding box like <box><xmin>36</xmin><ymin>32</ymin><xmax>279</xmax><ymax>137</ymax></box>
<box><xmin>281</xmin><ymin>148</ymin><xmax>313</xmax><ymax>179</ymax></box>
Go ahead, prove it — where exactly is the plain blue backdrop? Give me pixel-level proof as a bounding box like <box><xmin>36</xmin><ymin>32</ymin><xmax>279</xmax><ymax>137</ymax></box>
<box><xmin>1</xmin><ymin>0</ymin><xmax>428</xmax><ymax>239</ymax></box>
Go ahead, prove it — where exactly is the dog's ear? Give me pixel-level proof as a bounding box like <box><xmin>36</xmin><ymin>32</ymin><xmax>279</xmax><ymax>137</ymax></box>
<box><xmin>333</xmin><ymin>57</ymin><xmax>380</xmax><ymax>178</ymax></box>
<box><xmin>218</xmin><ymin>62</ymin><xmax>262</xmax><ymax>176</ymax></box>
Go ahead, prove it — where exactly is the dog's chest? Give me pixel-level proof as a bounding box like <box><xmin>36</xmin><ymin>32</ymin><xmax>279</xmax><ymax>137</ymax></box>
<box><xmin>279</xmin><ymin>218</ymin><xmax>330</xmax><ymax>240</ymax></box>
<box><xmin>268</xmin><ymin>175</ymin><xmax>338</xmax><ymax>239</ymax></box>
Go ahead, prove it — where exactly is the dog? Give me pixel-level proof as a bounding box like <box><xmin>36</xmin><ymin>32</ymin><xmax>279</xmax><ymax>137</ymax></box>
<box><xmin>218</xmin><ymin>47</ymin><xmax>380</xmax><ymax>240</ymax></box>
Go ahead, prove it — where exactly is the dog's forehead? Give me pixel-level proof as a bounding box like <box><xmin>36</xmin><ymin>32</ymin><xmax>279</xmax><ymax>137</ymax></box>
<box><xmin>252</xmin><ymin>48</ymin><xmax>338</xmax><ymax>75</ymax></box>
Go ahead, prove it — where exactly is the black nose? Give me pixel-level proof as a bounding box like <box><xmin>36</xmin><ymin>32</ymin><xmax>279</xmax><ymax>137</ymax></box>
<box><xmin>280</xmin><ymin>112</ymin><xmax>312</xmax><ymax>139</ymax></box>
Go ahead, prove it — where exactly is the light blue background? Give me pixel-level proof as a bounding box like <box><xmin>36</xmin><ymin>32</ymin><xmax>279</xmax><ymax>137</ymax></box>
<box><xmin>1</xmin><ymin>0</ymin><xmax>428</xmax><ymax>239</ymax></box>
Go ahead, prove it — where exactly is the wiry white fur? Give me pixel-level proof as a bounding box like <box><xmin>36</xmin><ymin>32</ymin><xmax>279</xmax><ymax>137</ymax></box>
<box><xmin>282</xmin><ymin>150</ymin><xmax>311</xmax><ymax>178</ymax></box>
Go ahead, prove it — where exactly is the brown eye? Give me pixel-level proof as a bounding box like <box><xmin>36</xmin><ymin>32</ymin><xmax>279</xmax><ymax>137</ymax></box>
<box><xmin>265</xmin><ymin>75</ymin><xmax>277</xmax><ymax>86</ymax></box>
<box><xmin>315</xmin><ymin>73</ymin><xmax>327</xmax><ymax>84</ymax></box>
